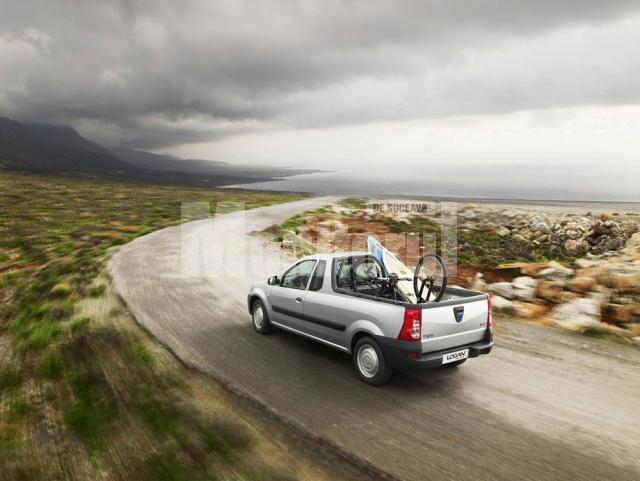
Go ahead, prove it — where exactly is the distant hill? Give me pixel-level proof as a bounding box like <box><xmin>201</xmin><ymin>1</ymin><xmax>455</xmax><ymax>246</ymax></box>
<box><xmin>0</xmin><ymin>117</ymin><xmax>127</xmax><ymax>171</ymax></box>
<box><xmin>110</xmin><ymin>147</ymin><xmax>316</xmax><ymax>180</ymax></box>
<box><xmin>0</xmin><ymin>117</ymin><xmax>320</xmax><ymax>186</ymax></box>
<box><xmin>110</xmin><ymin>148</ymin><xmax>230</xmax><ymax>174</ymax></box>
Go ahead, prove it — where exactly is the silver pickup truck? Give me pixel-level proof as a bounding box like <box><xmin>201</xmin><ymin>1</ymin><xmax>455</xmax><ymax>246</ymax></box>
<box><xmin>247</xmin><ymin>252</ymin><xmax>493</xmax><ymax>385</ymax></box>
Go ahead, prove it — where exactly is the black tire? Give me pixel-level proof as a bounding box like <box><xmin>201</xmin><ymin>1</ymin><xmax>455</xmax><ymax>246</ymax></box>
<box><xmin>352</xmin><ymin>336</ymin><xmax>393</xmax><ymax>386</ymax></box>
<box><xmin>443</xmin><ymin>359</ymin><xmax>467</xmax><ymax>368</ymax></box>
<box><xmin>251</xmin><ymin>299</ymin><xmax>272</xmax><ymax>334</ymax></box>
<box><xmin>413</xmin><ymin>252</ymin><xmax>448</xmax><ymax>303</ymax></box>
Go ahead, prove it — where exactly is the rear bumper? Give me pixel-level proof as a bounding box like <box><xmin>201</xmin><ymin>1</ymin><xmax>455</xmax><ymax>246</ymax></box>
<box><xmin>375</xmin><ymin>329</ymin><xmax>493</xmax><ymax>371</ymax></box>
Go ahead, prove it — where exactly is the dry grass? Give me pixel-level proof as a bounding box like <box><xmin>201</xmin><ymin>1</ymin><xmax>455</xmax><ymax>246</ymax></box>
<box><xmin>1</xmin><ymin>171</ymin><xmax>377</xmax><ymax>480</ymax></box>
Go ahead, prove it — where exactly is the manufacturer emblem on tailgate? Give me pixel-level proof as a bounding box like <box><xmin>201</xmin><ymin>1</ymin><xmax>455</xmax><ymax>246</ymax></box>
<box><xmin>453</xmin><ymin>306</ymin><xmax>464</xmax><ymax>323</ymax></box>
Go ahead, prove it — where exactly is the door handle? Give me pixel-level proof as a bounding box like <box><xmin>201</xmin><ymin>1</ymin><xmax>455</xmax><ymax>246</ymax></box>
<box><xmin>295</xmin><ymin>297</ymin><xmax>303</xmax><ymax>303</ymax></box>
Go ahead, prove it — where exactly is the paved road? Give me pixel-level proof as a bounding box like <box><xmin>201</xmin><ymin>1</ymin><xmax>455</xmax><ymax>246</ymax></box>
<box><xmin>109</xmin><ymin>197</ymin><xmax>640</xmax><ymax>481</ymax></box>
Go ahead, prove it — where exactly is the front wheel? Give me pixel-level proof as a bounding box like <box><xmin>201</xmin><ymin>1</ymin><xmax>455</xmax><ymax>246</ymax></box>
<box><xmin>353</xmin><ymin>337</ymin><xmax>393</xmax><ymax>386</ymax></box>
<box><xmin>252</xmin><ymin>299</ymin><xmax>272</xmax><ymax>334</ymax></box>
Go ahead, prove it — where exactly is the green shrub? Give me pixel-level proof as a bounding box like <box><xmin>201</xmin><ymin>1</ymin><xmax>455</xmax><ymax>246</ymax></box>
<box><xmin>89</xmin><ymin>285</ymin><xmax>106</xmax><ymax>297</ymax></box>
<box><xmin>41</xmin><ymin>353</ymin><xmax>63</xmax><ymax>379</ymax></box>
<box><xmin>23</xmin><ymin>323</ymin><xmax>63</xmax><ymax>351</ymax></box>
<box><xmin>70</xmin><ymin>317</ymin><xmax>91</xmax><ymax>332</ymax></box>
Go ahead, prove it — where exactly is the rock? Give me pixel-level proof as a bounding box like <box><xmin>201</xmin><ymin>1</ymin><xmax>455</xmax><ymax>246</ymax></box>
<box><xmin>575</xmin><ymin>258</ymin><xmax>599</xmax><ymax>269</ymax></box>
<box><xmin>496</xmin><ymin>226</ymin><xmax>511</xmax><ymax>237</ymax></box>
<box><xmin>512</xmin><ymin>276</ymin><xmax>537</xmax><ymax>302</ymax></box>
<box><xmin>565</xmin><ymin>229</ymin><xmax>581</xmax><ymax>240</ymax></box>
<box><xmin>626</xmin><ymin>233</ymin><xmax>640</xmax><ymax>260</ymax></box>
<box><xmin>559</xmin><ymin>291</ymin><xmax>580</xmax><ymax>303</ymax></box>
<box><xmin>518</xmin><ymin>261</ymin><xmax>555</xmax><ymax>276</ymax></box>
<box><xmin>536</xmin><ymin>261</ymin><xmax>574</xmax><ymax>281</ymax></box>
<box><xmin>488</xmin><ymin>282</ymin><xmax>514</xmax><ymax>299</ymax></box>
<box><xmin>462</xmin><ymin>210</ymin><xmax>477</xmax><ymax>219</ymax></box>
<box><xmin>550</xmin><ymin>298</ymin><xmax>601</xmax><ymax>330</ymax></box>
<box><xmin>575</xmin><ymin>266</ymin><xmax>606</xmax><ymax>281</ymax></box>
<box><xmin>569</xmin><ymin>276</ymin><xmax>597</xmax><ymax>294</ymax></box>
<box><xmin>471</xmin><ymin>273</ymin><xmax>487</xmax><ymax>292</ymax></box>
<box><xmin>610</xmin><ymin>295</ymin><xmax>634</xmax><ymax>305</ymax></box>
<box><xmin>531</xmin><ymin>216</ymin><xmax>551</xmax><ymax>234</ymax></box>
<box><xmin>628</xmin><ymin>324</ymin><xmax>640</xmax><ymax>336</ymax></box>
<box><xmin>566</xmin><ymin>221</ymin><xmax>580</xmax><ymax>230</ymax></box>
<box><xmin>536</xmin><ymin>279</ymin><xmax>565</xmax><ymax>303</ymax></box>
<box><xmin>563</xmin><ymin>239</ymin><xmax>589</xmax><ymax>255</ymax></box>
<box><xmin>608</xmin><ymin>273</ymin><xmax>640</xmax><ymax>292</ymax></box>
<box><xmin>512</xmin><ymin>276</ymin><xmax>537</xmax><ymax>289</ymax></box>
<box><xmin>491</xmin><ymin>295</ymin><xmax>514</xmax><ymax>312</ymax></box>
<box><xmin>512</xmin><ymin>301</ymin><xmax>547</xmax><ymax>319</ymax></box>
<box><xmin>592</xmin><ymin>237</ymin><xmax>623</xmax><ymax>254</ymax></box>
<box><xmin>603</xmin><ymin>303</ymin><xmax>640</xmax><ymax>325</ymax></box>
<box><xmin>477</xmin><ymin>222</ymin><xmax>496</xmax><ymax>231</ymax></box>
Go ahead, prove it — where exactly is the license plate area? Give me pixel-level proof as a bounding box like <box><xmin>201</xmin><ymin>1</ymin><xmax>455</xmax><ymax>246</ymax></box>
<box><xmin>442</xmin><ymin>348</ymin><xmax>469</xmax><ymax>364</ymax></box>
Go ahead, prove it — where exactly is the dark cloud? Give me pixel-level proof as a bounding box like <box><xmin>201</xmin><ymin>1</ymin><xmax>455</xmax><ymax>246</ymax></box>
<box><xmin>1</xmin><ymin>0</ymin><xmax>640</xmax><ymax>148</ymax></box>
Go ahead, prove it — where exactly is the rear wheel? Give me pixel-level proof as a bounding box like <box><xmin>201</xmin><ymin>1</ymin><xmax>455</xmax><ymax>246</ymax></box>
<box><xmin>353</xmin><ymin>336</ymin><xmax>393</xmax><ymax>386</ymax></box>
<box><xmin>252</xmin><ymin>299</ymin><xmax>272</xmax><ymax>334</ymax></box>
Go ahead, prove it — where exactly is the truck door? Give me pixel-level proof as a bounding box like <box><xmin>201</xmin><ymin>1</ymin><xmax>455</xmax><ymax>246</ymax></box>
<box><xmin>302</xmin><ymin>260</ymin><xmax>349</xmax><ymax>349</ymax></box>
<box><xmin>269</xmin><ymin>259</ymin><xmax>316</xmax><ymax>331</ymax></box>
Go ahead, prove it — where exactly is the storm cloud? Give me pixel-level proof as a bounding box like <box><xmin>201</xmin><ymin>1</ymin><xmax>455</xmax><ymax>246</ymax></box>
<box><xmin>1</xmin><ymin>0</ymin><xmax>640</xmax><ymax>149</ymax></box>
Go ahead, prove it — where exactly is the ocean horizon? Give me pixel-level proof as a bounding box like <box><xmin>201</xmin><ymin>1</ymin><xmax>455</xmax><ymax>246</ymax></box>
<box><xmin>226</xmin><ymin>170</ymin><xmax>640</xmax><ymax>209</ymax></box>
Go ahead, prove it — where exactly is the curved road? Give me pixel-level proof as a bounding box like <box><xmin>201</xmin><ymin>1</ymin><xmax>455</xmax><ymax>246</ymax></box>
<box><xmin>109</xmin><ymin>197</ymin><xmax>640</xmax><ymax>481</ymax></box>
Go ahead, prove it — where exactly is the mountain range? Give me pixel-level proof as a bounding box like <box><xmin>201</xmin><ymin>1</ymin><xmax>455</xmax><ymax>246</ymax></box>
<box><xmin>0</xmin><ymin>117</ymin><xmax>316</xmax><ymax>185</ymax></box>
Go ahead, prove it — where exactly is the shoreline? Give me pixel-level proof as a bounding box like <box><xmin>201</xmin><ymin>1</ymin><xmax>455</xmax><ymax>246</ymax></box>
<box><xmin>223</xmin><ymin>172</ymin><xmax>639</xmax><ymax>212</ymax></box>
<box><xmin>224</xmin><ymin>186</ymin><xmax>640</xmax><ymax>213</ymax></box>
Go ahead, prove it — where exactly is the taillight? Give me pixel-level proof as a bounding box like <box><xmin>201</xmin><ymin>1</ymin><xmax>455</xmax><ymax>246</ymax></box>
<box><xmin>399</xmin><ymin>308</ymin><xmax>422</xmax><ymax>341</ymax></box>
<box><xmin>487</xmin><ymin>297</ymin><xmax>492</xmax><ymax>329</ymax></box>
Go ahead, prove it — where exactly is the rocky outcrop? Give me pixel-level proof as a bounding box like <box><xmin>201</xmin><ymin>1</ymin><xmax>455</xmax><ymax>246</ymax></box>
<box><xmin>511</xmin><ymin>276</ymin><xmax>537</xmax><ymax>302</ymax></box>
<box><xmin>487</xmin><ymin>234</ymin><xmax>640</xmax><ymax>339</ymax></box>
<box><xmin>488</xmin><ymin>281</ymin><xmax>514</xmax><ymax>299</ymax></box>
<box><xmin>459</xmin><ymin>206</ymin><xmax>639</xmax><ymax>256</ymax></box>
<box><xmin>536</xmin><ymin>261</ymin><xmax>574</xmax><ymax>281</ymax></box>
<box><xmin>491</xmin><ymin>295</ymin><xmax>514</xmax><ymax>312</ymax></box>
<box><xmin>550</xmin><ymin>298</ymin><xmax>601</xmax><ymax>329</ymax></box>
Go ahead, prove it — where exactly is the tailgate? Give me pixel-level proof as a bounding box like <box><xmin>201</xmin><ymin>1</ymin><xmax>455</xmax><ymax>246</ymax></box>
<box><xmin>421</xmin><ymin>296</ymin><xmax>489</xmax><ymax>353</ymax></box>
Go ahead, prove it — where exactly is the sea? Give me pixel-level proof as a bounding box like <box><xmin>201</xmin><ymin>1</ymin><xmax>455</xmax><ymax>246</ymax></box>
<box><xmin>225</xmin><ymin>170</ymin><xmax>640</xmax><ymax>211</ymax></box>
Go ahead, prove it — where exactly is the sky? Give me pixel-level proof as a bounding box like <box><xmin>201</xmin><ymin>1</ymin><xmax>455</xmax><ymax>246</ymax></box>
<box><xmin>1</xmin><ymin>0</ymin><xmax>639</xmax><ymax>197</ymax></box>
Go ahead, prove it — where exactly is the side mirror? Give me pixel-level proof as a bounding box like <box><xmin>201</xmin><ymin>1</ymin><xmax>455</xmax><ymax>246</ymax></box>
<box><xmin>267</xmin><ymin>275</ymin><xmax>280</xmax><ymax>286</ymax></box>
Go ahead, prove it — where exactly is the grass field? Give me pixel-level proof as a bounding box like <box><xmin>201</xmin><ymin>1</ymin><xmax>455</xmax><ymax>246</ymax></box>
<box><xmin>0</xmin><ymin>171</ymin><xmax>369</xmax><ymax>481</ymax></box>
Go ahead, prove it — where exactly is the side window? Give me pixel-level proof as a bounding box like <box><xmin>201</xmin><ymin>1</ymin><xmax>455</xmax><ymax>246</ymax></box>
<box><xmin>309</xmin><ymin>260</ymin><xmax>326</xmax><ymax>291</ymax></box>
<box><xmin>281</xmin><ymin>260</ymin><xmax>317</xmax><ymax>290</ymax></box>
<box><xmin>335</xmin><ymin>257</ymin><xmax>356</xmax><ymax>288</ymax></box>
<box><xmin>335</xmin><ymin>256</ymin><xmax>378</xmax><ymax>288</ymax></box>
